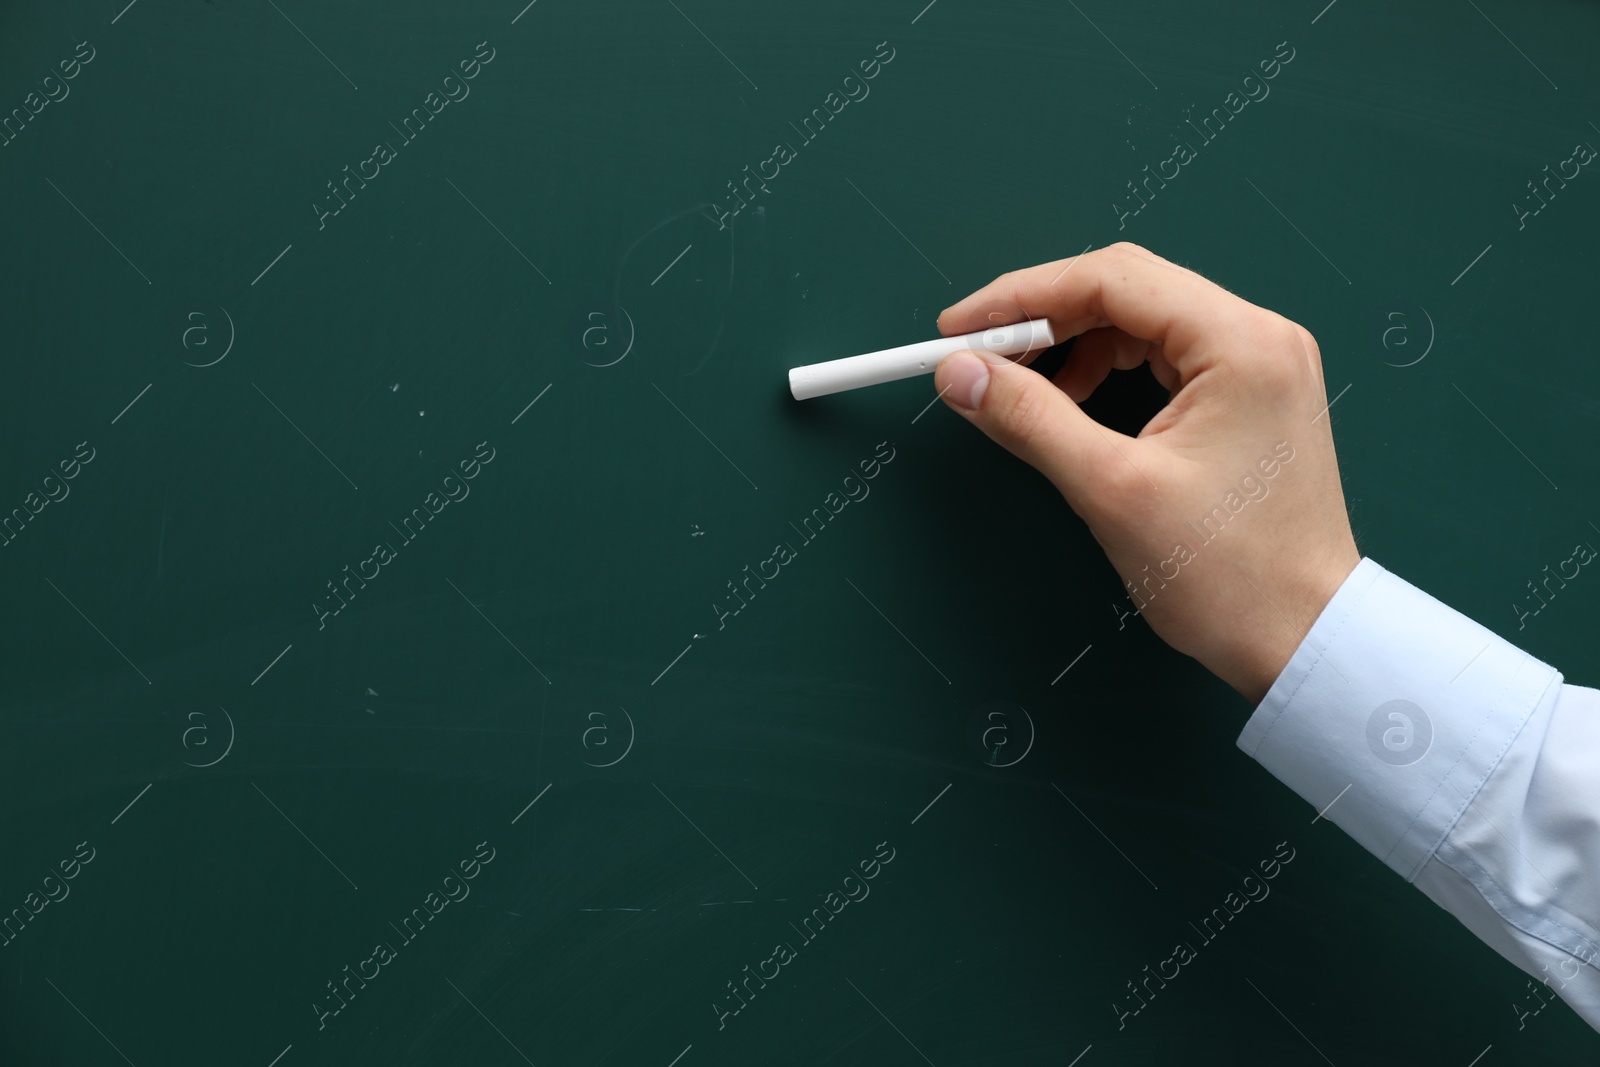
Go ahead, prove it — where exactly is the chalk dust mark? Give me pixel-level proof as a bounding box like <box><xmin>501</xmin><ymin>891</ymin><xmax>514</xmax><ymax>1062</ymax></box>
<box><xmin>608</xmin><ymin>202</ymin><xmax>739</xmax><ymax>379</ymax></box>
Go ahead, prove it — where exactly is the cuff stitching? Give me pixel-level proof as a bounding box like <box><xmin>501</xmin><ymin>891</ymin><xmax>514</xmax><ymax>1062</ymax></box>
<box><xmin>1380</xmin><ymin>653</ymin><xmax>1547</xmax><ymax>880</ymax></box>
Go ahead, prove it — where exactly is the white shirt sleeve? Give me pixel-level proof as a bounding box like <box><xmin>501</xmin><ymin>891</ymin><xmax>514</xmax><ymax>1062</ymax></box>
<box><xmin>1237</xmin><ymin>557</ymin><xmax>1600</xmax><ymax>1032</ymax></box>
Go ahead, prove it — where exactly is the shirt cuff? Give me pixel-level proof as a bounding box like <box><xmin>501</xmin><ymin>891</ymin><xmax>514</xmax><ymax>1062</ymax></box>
<box><xmin>1236</xmin><ymin>557</ymin><xmax>1560</xmax><ymax>883</ymax></box>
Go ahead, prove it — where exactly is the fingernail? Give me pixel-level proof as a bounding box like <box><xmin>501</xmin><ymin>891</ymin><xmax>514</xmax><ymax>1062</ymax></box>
<box><xmin>943</xmin><ymin>350</ymin><xmax>990</xmax><ymax>411</ymax></box>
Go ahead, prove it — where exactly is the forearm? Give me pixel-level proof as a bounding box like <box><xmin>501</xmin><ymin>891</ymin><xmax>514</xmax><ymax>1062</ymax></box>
<box><xmin>1239</xmin><ymin>558</ymin><xmax>1600</xmax><ymax>1031</ymax></box>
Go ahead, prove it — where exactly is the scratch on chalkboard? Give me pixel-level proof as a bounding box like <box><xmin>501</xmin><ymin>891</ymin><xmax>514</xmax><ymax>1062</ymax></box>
<box><xmin>610</xmin><ymin>202</ymin><xmax>714</xmax><ymax>310</ymax></box>
<box><xmin>684</xmin><ymin>208</ymin><xmax>739</xmax><ymax>378</ymax></box>
<box><xmin>608</xmin><ymin>201</ymin><xmax>737</xmax><ymax>377</ymax></box>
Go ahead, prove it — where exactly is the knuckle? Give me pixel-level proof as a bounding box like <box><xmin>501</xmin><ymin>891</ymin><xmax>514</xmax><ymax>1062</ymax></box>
<box><xmin>1242</xmin><ymin>315</ymin><xmax>1310</xmax><ymax>384</ymax></box>
<box><xmin>1268</xmin><ymin>317</ymin><xmax>1304</xmax><ymax>352</ymax></box>
<box><xmin>1294</xmin><ymin>323</ymin><xmax>1323</xmax><ymax>365</ymax></box>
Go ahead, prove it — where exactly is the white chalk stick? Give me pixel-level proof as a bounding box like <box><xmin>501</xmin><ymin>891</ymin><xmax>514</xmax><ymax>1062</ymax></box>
<box><xmin>788</xmin><ymin>319</ymin><xmax>1057</xmax><ymax>401</ymax></box>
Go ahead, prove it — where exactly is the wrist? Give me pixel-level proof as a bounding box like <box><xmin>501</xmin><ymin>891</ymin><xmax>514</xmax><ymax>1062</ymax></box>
<box><xmin>1235</xmin><ymin>549</ymin><xmax>1361</xmax><ymax>705</ymax></box>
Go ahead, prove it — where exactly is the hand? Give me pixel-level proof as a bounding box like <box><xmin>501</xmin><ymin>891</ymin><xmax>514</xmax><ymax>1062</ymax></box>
<box><xmin>933</xmin><ymin>242</ymin><xmax>1360</xmax><ymax>704</ymax></box>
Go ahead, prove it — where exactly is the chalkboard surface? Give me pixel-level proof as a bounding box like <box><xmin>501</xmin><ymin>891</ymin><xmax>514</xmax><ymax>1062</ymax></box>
<box><xmin>2</xmin><ymin>1</ymin><xmax>1598</xmax><ymax>1063</ymax></box>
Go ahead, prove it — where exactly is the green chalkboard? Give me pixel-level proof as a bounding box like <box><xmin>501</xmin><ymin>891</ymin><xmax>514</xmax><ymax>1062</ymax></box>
<box><xmin>2</xmin><ymin>0</ymin><xmax>1598</xmax><ymax>1063</ymax></box>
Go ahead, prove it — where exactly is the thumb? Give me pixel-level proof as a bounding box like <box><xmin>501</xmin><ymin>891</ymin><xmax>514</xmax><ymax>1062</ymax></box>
<box><xmin>934</xmin><ymin>348</ymin><xmax>1127</xmax><ymax>499</ymax></box>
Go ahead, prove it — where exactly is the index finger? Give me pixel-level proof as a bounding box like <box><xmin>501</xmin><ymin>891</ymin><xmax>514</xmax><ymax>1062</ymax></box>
<box><xmin>936</xmin><ymin>243</ymin><xmax>1261</xmax><ymax>380</ymax></box>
